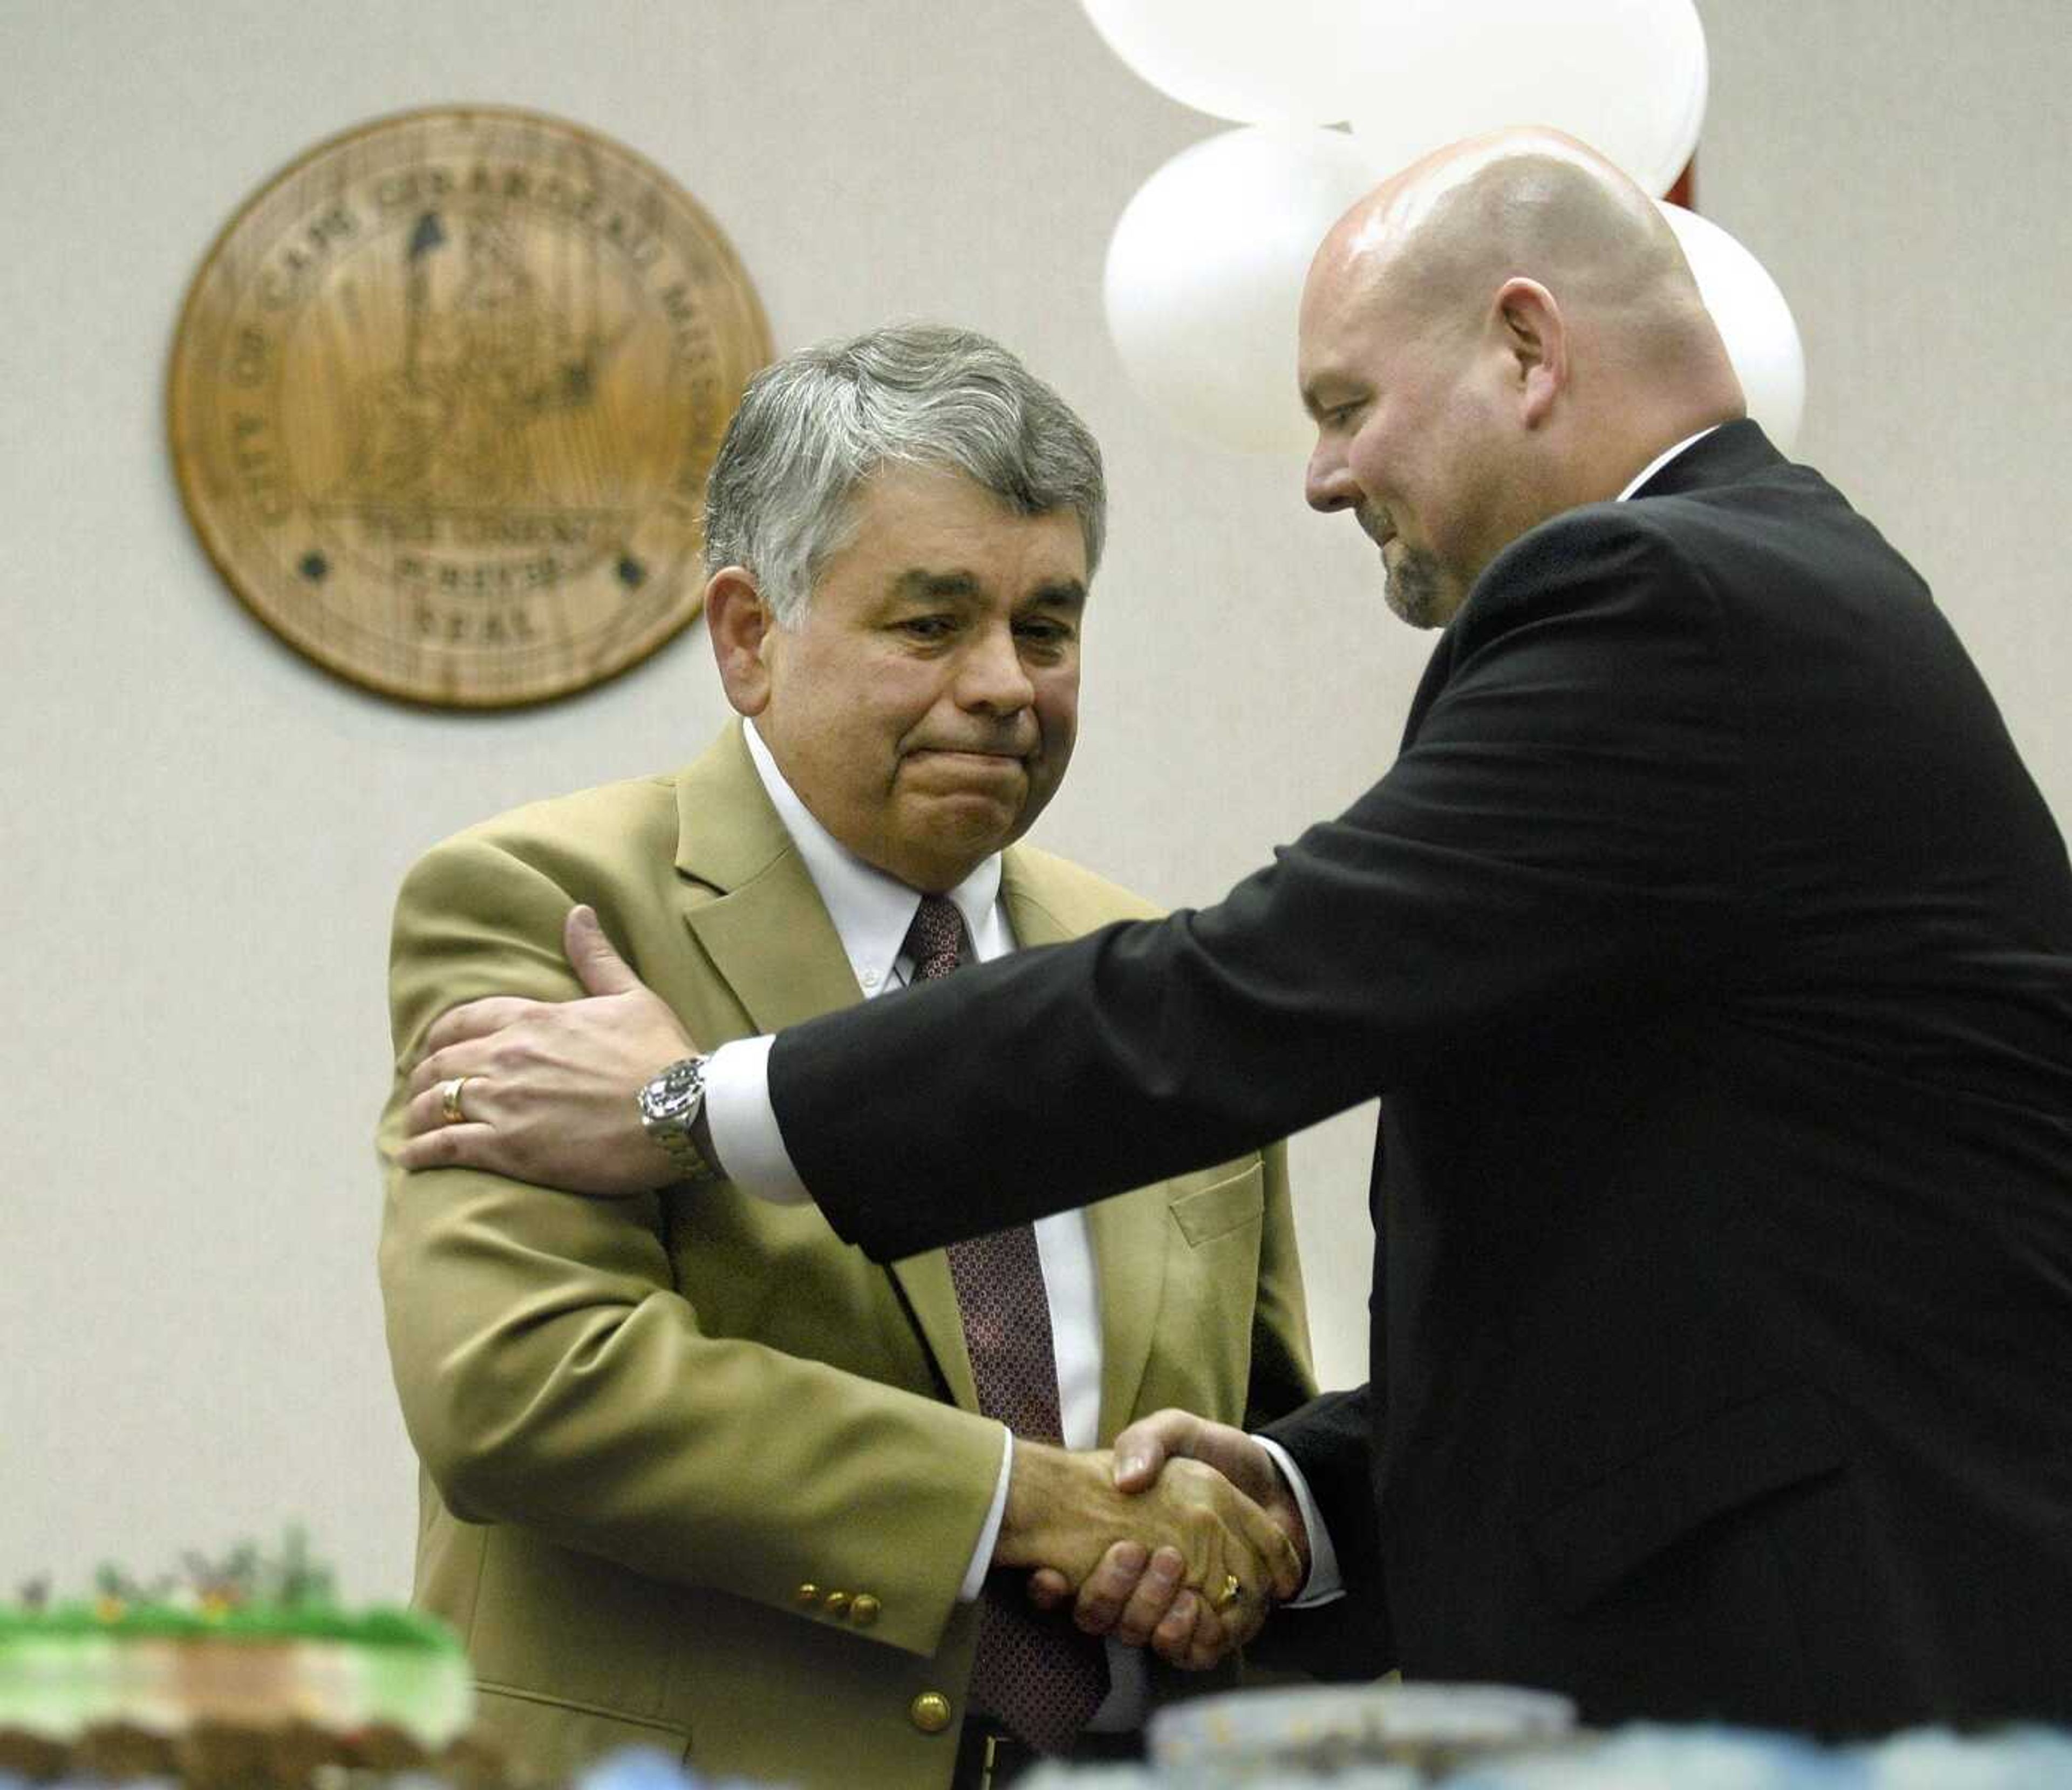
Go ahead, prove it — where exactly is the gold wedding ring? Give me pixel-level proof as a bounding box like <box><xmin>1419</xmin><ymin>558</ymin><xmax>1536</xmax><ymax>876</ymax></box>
<box><xmin>1212</xmin><ymin>1573</ymin><xmax>1242</xmax><ymax>1613</ymax></box>
<box><xmin>439</xmin><ymin>1077</ymin><xmax>470</xmax><ymax>1125</ymax></box>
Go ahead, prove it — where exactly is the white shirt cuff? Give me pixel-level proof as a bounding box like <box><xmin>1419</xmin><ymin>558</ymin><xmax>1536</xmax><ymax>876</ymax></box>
<box><xmin>701</xmin><ymin>1035</ymin><xmax>810</xmax><ymax>1203</ymax></box>
<box><xmin>1253</xmin><ymin>1434</ymin><xmax>1346</xmax><ymax>1607</ymax></box>
<box><xmin>961</xmin><ymin>1427</ymin><xmax>1014</xmax><ymax>1602</ymax></box>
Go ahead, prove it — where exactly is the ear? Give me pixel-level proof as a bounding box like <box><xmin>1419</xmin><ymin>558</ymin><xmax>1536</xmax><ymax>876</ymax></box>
<box><xmin>704</xmin><ymin>567</ymin><xmax>776</xmax><ymax>716</ymax></box>
<box><xmin>1494</xmin><ymin>277</ymin><xmax>1565</xmax><ymax>427</ymax></box>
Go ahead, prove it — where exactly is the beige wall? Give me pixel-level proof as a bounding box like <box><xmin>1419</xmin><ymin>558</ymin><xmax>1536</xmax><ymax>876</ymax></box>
<box><xmin>3</xmin><ymin>0</ymin><xmax>2066</xmax><ymax>1598</ymax></box>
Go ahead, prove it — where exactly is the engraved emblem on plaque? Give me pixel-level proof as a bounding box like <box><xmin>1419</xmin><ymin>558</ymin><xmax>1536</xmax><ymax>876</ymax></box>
<box><xmin>168</xmin><ymin>107</ymin><xmax>771</xmax><ymax>707</ymax></box>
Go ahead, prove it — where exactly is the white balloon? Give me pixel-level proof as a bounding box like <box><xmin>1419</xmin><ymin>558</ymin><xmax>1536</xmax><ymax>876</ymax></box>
<box><xmin>1104</xmin><ymin>126</ymin><xmax>1386</xmax><ymax>455</ymax></box>
<box><xmin>1080</xmin><ymin>0</ymin><xmax>1395</xmax><ymax>126</ymax></box>
<box><xmin>1347</xmin><ymin>0</ymin><xmax>1707</xmax><ymax>198</ymax></box>
<box><xmin>1658</xmin><ymin>203</ymin><xmax>1807</xmax><ymax>454</ymax></box>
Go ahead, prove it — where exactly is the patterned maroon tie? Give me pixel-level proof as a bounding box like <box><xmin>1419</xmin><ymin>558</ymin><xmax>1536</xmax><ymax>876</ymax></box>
<box><xmin>903</xmin><ymin>894</ymin><xmax>1109</xmax><ymax>1754</ymax></box>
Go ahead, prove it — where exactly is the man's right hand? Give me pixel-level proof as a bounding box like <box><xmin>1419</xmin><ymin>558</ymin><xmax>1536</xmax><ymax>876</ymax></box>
<box><xmin>1028</xmin><ymin>1411</ymin><xmax>1312</xmax><ymax>1665</ymax></box>
<box><xmin>394</xmin><ymin>906</ymin><xmax>694</xmax><ymax>1193</ymax></box>
<box><xmin>995</xmin><ymin>1439</ymin><xmax>1301</xmax><ymax>1670</ymax></box>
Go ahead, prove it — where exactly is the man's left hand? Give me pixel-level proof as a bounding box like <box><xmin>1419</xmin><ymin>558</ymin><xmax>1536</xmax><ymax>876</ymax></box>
<box><xmin>395</xmin><ymin>905</ymin><xmax>693</xmax><ymax>1193</ymax></box>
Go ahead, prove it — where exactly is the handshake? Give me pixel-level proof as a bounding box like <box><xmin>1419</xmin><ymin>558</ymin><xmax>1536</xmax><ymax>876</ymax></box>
<box><xmin>388</xmin><ymin>910</ymin><xmax>1312</xmax><ymax>1666</ymax></box>
<box><xmin>995</xmin><ymin>1410</ymin><xmax>1310</xmax><ymax>1671</ymax></box>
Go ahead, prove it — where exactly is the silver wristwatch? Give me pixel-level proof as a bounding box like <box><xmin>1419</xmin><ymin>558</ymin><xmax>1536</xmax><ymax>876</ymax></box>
<box><xmin>638</xmin><ymin>1056</ymin><xmax>723</xmax><ymax>1183</ymax></box>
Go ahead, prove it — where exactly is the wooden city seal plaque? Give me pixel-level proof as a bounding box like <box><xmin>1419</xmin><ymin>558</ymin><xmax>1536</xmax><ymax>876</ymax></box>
<box><xmin>168</xmin><ymin>107</ymin><xmax>771</xmax><ymax>707</ymax></box>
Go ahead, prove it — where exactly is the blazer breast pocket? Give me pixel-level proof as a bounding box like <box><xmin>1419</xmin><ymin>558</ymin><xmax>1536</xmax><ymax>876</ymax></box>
<box><xmin>1525</xmin><ymin>1381</ymin><xmax>1850</xmax><ymax>1614</ymax></box>
<box><xmin>1169</xmin><ymin>1161</ymin><xmax>1266</xmax><ymax>1248</ymax></box>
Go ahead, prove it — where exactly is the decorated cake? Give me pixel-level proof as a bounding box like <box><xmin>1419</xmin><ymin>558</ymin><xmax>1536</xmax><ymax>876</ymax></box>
<box><xmin>0</xmin><ymin>1535</ymin><xmax>486</xmax><ymax>1787</ymax></box>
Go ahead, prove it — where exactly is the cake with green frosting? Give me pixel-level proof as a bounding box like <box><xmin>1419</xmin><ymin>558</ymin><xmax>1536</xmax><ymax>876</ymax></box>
<box><xmin>0</xmin><ymin>1537</ymin><xmax>484</xmax><ymax>1786</ymax></box>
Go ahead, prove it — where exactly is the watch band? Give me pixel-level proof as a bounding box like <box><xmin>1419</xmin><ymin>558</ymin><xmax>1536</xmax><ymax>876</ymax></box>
<box><xmin>638</xmin><ymin>1055</ymin><xmax>723</xmax><ymax>1184</ymax></box>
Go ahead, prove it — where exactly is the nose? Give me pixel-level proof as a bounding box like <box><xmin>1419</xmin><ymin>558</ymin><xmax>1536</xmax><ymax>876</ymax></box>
<box><xmin>1305</xmin><ymin>435</ymin><xmax>1359</xmax><ymax>514</ymax></box>
<box><xmin>956</xmin><ymin>621</ymin><xmax>1036</xmax><ymax>715</ymax></box>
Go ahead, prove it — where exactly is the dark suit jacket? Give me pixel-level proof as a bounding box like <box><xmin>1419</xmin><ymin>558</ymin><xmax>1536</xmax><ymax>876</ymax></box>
<box><xmin>767</xmin><ymin>423</ymin><xmax>2072</xmax><ymax>1733</ymax></box>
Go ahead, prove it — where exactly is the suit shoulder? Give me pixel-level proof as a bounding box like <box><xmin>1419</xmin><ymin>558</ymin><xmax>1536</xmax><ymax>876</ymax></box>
<box><xmin>1460</xmin><ymin>499</ymin><xmax>1718</xmax><ymax>645</ymax></box>
<box><xmin>404</xmin><ymin>770</ymin><xmax>683</xmax><ymax>896</ymax></box>
<box><xmin>1508</xmin><ymin>466</ymin><xmax>1927</xmax><ymax>630</ymax></box>
<box><xmin>1497</xmin><ymin>492</ymin><xmax>1698</xmax><ymax>578</ymax></box>
<box><xmin>1006</xmin><ymin>843</ymin><xmax>1163</xmax><ymax>931</ymax></box>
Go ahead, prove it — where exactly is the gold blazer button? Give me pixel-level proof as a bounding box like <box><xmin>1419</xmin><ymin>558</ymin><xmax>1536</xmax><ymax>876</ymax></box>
<box><xmin>794</xmin><ymin>1583</ymin><xmax>821</xmax><ymax>1607</ymax></box>
<box><xmin>824</xmin><ymin>1590</ymin><xmax>851</xmax><ymax>1617</ymax></box>
<box><xmin>909</xmin><ymin>1691</ymin><xmax>953</xmax><ymax>1734</ymax></box>
<box><xmin>849</xmin><ymin>1594</ymin><xmax>881</xmax><ymax>1626</ymax></box>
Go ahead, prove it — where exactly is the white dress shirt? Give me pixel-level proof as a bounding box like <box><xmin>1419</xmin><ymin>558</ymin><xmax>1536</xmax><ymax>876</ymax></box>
<box><xmin>1618</xmin><ymin>426</ymin><xmax>1719</xmax><ymax>501</ymax></box>
<box><xmin>724</xmin><ymin>720</ymin><xmax>1145</xmax><ymax>1725</ymax></box>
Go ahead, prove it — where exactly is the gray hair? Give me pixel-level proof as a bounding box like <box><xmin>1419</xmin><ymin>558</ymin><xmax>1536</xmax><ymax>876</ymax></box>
<box><xmin>701</xmin><ymin>323</ymin><xmax>1106</xmax><ymax>625</ymax></box>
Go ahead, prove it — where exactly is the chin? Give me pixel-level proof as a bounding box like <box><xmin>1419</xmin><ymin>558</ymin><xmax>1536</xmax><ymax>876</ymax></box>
<box><xmin>894</xmin><ymin>803</ymin><xmax>1014</xmax><ymax>870</ymax></box>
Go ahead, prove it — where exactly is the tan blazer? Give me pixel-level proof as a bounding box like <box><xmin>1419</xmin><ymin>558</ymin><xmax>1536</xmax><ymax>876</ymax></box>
<box><xmin>377</xmin><ymin>722</ymin><xmax>1314</xmax><ymax>1789</ymax></box>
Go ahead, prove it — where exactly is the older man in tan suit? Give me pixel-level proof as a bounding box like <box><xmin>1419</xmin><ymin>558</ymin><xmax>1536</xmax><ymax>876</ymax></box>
<box><xmin>378</xmin><ymin>325</ymin><xmax>1312</xmax><ymax>1790</ymax></box>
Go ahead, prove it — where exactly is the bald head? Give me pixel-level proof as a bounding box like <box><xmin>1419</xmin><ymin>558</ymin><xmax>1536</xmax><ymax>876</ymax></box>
<box><xmin>1333</xmin><ymin>131</ymin><xmax>1729</xmax><ymax>387</ymax></box>
<box><xmin>1300</xmin><ymin>130</ymin><xmax>1744</xmax><ymax>628</ymax></box>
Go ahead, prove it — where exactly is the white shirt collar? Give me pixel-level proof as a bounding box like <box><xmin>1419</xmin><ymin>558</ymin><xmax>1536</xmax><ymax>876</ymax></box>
<box><xmin>741</xmin><ymin>718</ymin><xmax>1003</xmax><ymax>994</ymax></box>
<box><xmin>1617</xmin><ymin>425</ymin><xmax>1721</xmax><ymax>502</ymax></box>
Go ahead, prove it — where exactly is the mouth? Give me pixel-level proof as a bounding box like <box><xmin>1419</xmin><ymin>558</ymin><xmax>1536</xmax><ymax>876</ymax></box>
<box><xmin>906</xmin><ymin>747</ymin><xmax>1030</xmax><ymax>774</ymax></box>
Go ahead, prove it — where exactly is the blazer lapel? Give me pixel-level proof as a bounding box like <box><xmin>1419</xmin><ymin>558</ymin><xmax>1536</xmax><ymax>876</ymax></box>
<box><xmin>673</xmin><ymin>726</ymin><xmax>861</xmax><ymax>1036</ymax></box>
<box><xmin>885</xmin><ymin>1257</ymin><xmax>980</xmax><ymax>1412</ymax></box>
<box><xmin>1002</xmin><ymin>850</ymin><xmax>1171</xmax><ymax>1444</ymax></box>
<box><xmin>673</xmin><ymin>724</ymin><xmax>982</xmax><ymax>1412</ymax></box>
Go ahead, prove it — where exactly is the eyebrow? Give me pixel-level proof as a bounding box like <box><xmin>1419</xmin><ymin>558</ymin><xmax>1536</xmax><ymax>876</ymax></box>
<box><xmin>890</xmin><ymin>569</ymin><xmax>982</xmax><ymax>602</ymax></box>
<box><xmin>888</xmin><ymin>569</ymin><xmax>1087</xmax><ymax>609</ymax></box>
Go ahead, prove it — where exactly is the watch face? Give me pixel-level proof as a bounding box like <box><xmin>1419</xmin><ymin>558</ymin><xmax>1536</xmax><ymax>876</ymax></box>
<box><xmin>640</xmin><ymin>1062</ymin><xmax>717</xmax><ymax>1182</ymax></box>
<box><xmin>643</xmin><ymin>1064</ymin><xmax>704</xmax><ymax>1125</ymax></box>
